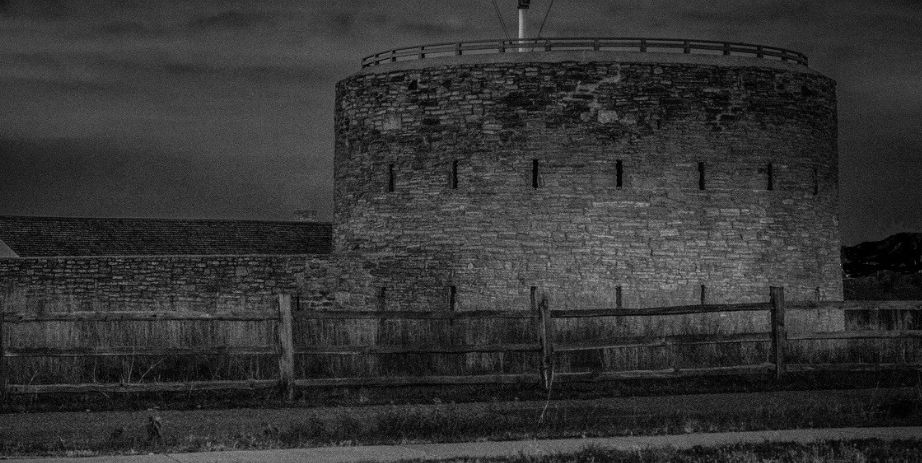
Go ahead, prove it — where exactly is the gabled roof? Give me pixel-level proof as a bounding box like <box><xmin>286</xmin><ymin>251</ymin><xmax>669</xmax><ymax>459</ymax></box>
<box><xmin>0</xmin><ymin>238</ymin><xmax>15</xmax><ymax>257</ymax></box>
<box><xmin>0</xmin><ymin>216</ymin><xmax>332</xmax><ymax>257</ymax></box>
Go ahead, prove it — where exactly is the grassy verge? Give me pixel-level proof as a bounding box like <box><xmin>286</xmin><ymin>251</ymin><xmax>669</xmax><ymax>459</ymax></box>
<box><xmin>5</xmin><ymin>369</ymin><xmax>921</xmax><ymax>413</ymax></box>
<box><xmin>1</xmin><ymin>387</ymin><xmax>921</xmax><ymax>457</ymax></box>
<box><xmin>393</xmin><ymin>439</ymin><xmax>922</xmax><ymax>463</ymax></box>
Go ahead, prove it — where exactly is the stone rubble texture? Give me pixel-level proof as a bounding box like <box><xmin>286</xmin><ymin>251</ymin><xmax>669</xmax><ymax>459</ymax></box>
<box><xmin>333</xmin><ymin>54</ymin><xmax>842</xmax><ymax>311</ymax></box>
<box><xmin>0</xmin><ymin>256</ymin><xmax>335</xmax><ymax>312</ymax></box>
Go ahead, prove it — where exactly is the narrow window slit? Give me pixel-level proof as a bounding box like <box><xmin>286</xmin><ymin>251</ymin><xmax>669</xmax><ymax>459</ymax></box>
<box><xmin>700</xmin><ymin>284</ymin><xmax>707</xmax><ymax>305</ymax></box>
<box><xmin>448</xmin><ymin>285</ymin><xmax>457</xmax><ymax>311</ymax></box>
<box><xmin>450</xmin><ymin>159</ymin><xmax>458</xmax><ymax>189</ymax></box>
<box><xmin>532</xmin><ymin>159</ymin><xmax>540</xmax><ymax>188</ymax></box>
<box><xmin>387</xmin><ymin>163</ymin><xmax>395</xmax><ymax>192</ymax></box>
<box><xmin>698</xmin><ymin>162</ymin><xmax>705</xmax><ymax>190</ymax></box>
<box><xmin>615</xmin><ymin>286</ymin><xmax>623</xmax><ymax>309</ymax></box>
<box><xmin>765</xmin><ymin>163</ymin><xmax>775</xmax><ymax>191</ymax></box>
<box><xmin>812</xmin><ymin>167</ymin><xmax>819</xmax><ymax>195</ymax></box>
<box><xmin>377</xmin><ymin>286</ymin><xmax>387</xmax><ymax>311</ymax></box>
<box><xmin>616</xmin><ymin>160</ymin><xmax>623</xmax><ymax>189</ymax></box>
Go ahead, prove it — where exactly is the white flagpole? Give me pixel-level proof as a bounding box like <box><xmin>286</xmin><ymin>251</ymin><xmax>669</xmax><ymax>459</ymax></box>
<box><xmin>518</xmin><ymin>0</ymin><xmax>529</xmax><ymax>52</ymax></box>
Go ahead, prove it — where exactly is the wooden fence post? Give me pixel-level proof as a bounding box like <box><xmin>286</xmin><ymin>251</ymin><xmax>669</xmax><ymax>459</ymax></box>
<box><xmin>538</xmin><ymin>294</ymin><xmax>553</xmax><ymax>390</ymax></box>
<box><xmin>901</xmin><ymin>310</ymin><xmax>913</xmax><ymax>363</ymax></box>
<box><xmin>770</xmin><ymin>286</ymin><xmax>785</xmax><ymax>380</ymax></box>
<box><xmin>277</xmin><ymin>294</ymin><xmax>295</xmax><ymax>401</ymax></box>
<box><xmin>0</xmin><ymin>309</ymin><xmax>7</xmax><ymax>399</ymax></box>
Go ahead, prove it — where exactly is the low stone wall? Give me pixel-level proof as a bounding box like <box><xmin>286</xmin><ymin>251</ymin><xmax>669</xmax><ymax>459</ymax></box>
<box><xmin>0</xmin><ymin>255</ymin><xmax>334</xmax><ymax>313</ymax></box>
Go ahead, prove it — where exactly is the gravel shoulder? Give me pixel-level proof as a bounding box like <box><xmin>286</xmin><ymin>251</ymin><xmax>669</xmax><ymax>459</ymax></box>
<box><xmin>2</xmin><ymin>427</ymin><xmax>922</xmax><ymax>463</ymax></box>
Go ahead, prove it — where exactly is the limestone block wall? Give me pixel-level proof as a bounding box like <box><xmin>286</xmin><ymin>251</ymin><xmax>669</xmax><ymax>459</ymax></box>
<box><xmin>0</xmin><ymin>255</ymin><xmax>334</xmax><ymax>313</ymax></box>
<box><xmin>334</xmin><ymin>53</ymin><xmax>842</xmax><ymax>311</ymax></box>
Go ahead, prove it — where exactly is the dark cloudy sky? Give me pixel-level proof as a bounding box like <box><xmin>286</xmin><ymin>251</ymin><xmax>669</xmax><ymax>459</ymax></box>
<box><xmin>0</xmin><ymin>1</ymin><xmax>920</xmax><ymax>244</ymax></box>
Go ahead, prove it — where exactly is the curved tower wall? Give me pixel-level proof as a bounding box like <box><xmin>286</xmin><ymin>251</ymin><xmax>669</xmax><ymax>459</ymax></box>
<box><xmin>334</xmin><ymin>52</ymin><xmax>841</xmax><ymax>311</ymax></box>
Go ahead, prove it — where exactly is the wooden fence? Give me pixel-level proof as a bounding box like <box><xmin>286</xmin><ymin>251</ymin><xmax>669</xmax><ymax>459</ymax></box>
<box><xmin>1</xmin><ymin>287</ymin><xmax>921</xmax><ymax>397</ymax></box>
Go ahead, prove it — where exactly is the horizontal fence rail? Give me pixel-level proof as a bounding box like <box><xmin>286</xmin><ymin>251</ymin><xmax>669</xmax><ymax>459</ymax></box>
<box><xmin>293</xmin><ymin>309</ymin><xmax>537</xmax><ymax>320</ymax></box>
<box><xmin>788</xmin><ymin>330</ymin><xmax>922</xmax><ymax>341</ymax></box>
<box><xmin>555</xmin><ymin>332</ymin><xmax>772</xmax><ymax>352</ymax></box>
<box><xmin>295</xmin><ymin>343</ymin><xmax>541</xmax><ymax>355</ymax></box>
<box><xmin>361</xmin><ymin>37</ymin><xmax>809</xmax><ymax>68</ymax></box>
<box><xmin>3</xmin><ymin>291</ymin><xmax>922</xmax><ymax>397</ymax></box>
<box><xmin>7</xmin><ymin>380</ymin><xmax>279</xmax><ymax>395</ymax></box>
<box><xmin>551</xmin><ymin>302</ymin><xmax>772</xmax><ymax>318</ymax></box>
<box><xmin>5</xmin><ymin>311</ymin><xmax>278</xmax><ymax>322</ymax></box>
<box><xmin>555</xmin><ymin>364</ymin><xmax>777</xmax><ymax>381</ymax></box>
<box><xmin>4</xmin><ymin>346</ymin><xmax>278</xmax><ymax>358</ymax></box>
<box><xmin>1</xmin><ymin>300</ymin><xmax>905</xmax><ymax>324</ymax></box>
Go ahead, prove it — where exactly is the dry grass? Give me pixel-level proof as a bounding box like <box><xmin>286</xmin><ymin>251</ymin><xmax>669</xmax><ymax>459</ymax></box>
<box><xmin>1</xmin><ymin>387</ymin><xmax>921</xmax><ymax>457</ymax></box>
<box><xmin>5</xmin><ymin>318</ymin><xmax>280</xmax><ymax>384</ymax></box>
<box><xmin>392</xmin><ymin>440</ymin><xmax>922</xmax><ymax>463</ymax></box>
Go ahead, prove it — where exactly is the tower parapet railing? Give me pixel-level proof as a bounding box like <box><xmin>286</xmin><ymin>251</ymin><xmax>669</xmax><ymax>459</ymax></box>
<box><xmin>361</xmin><ymin>37</ymin><xmax>808</xmax><ymax>68</ymax></box>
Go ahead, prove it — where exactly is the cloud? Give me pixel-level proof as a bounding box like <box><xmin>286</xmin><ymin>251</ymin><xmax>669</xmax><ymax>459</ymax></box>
<box><xmin>92</xmin><ymin>20</ymin><xmax>164</xmax><ymax>38</ymax></box>
<box><xmin>186</xmin><ymin>10</ymin><xmax>279</xmax><ymax>30</ymax></box>
<box><xmin>675</xmin><ymin>1</ymin><xmax>821</xmax><ymax>27</ymax></box>
<box><xmin>395</xmin><ymin>20</ymin><xmax>466</xmax><ymax>37</ymax></box>
<box><xmin>0</xmin><ymin>49</ymin><xmax>333</xmax><ymax>90</ymax></box>
<box><xmin>158</xmin><ymin>61</ymin><xmax>330</xmax><ymax>83</ymax></box>
<box><xmin>0</xmin><ymin>135</ymin><xmax>295</xmax><ymax>219</ymax></box>
<box><xmin>327</xmin><ymin>12</ymin><xmax>357</xmax><ymax>33</ymax></box>
<box><xmin>0</xmin><ymin>0</ymin><xmax>73</xmax><ymax>18</ymax></box>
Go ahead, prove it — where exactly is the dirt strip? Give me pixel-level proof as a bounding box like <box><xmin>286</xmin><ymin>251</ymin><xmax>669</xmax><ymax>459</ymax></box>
<box><xmin>2</xmin><ymin>427</ymin><xmax>921</xmax><ymax>463</ymax></box>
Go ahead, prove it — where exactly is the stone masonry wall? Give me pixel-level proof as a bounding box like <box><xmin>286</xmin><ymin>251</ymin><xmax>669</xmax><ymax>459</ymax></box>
<box><xmin>334</xmin><ymin>55</ymin><xmax>842</xmax><ymax>311</ymax></box>
<box><xmin>0</xmin><ymin>255</ymin><xmax>334</xmax><ymax>313</ymax></box>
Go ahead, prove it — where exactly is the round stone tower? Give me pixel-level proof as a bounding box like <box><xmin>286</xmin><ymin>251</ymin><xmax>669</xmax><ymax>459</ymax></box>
<box><xmin>334</xmin><ymin>39</ymin><xmax>841</xmax><ymax>311</ymax></box>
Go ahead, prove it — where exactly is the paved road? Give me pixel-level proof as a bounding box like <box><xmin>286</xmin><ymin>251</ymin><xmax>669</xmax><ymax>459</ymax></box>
<box><xmin>4</xmin><ymin>427</ymin><xmax>921</xmax><ymax>463</ymax></box>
